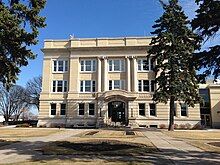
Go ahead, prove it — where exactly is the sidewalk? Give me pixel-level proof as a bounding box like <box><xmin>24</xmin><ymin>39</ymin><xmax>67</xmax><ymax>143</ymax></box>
<box><xmin>142</xmin><ymin>131</ymin><xmax>220</xmax><ymax>164</ymax></box>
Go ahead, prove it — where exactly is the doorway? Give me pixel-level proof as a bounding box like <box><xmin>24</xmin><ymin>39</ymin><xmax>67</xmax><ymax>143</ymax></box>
<box><xmin>108</xmin><ymin>101</ymin><xmax>126</xmax><ymax>124</ymax></box>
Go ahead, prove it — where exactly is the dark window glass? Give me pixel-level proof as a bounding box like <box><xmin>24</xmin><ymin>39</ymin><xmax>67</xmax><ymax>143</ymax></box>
<box><xmin>109</xmin><ymin>80</ymin><xmax>112</xmax><ymax>90</ymax></box>
<box><xmin>114</xmin><ymin>80</ymin><xmax>120</xmax><ymax>89</ymax></box>
<box><xmin>109</xmin><ymin>60</ymin><xmax>112</xmax><ymax>71</ymax></box>
<box><xmin>114</xmin><ymin>60</ymin><xmax>120</xmax><ymax>71</ymax></box>
<box><xmin>143</xmin><ymin>80</ymin><xmax>149</xmax><ymax>91</ymax></box>
<box><xmin>81</xmin><ymin>61</ymin><xmax>84</xmax><ymax>71</ymax></box>
<box><xmin>138</xmin><ymin>80</ymin><xmax>142</xmax><ymax>92</ymax></box>
<box><xmin>143</xmin><ymin>60</ymin><xmax>149</xmax><ymax>71</ymax></box>
<box><xmin>85</xmin><ymin>60</ymin><xmax>92</xmax><ymax>71</ymax></box>
<box><xmin>51</xmin><ymin>103</ymin><xmax>56</xmax><ymax>115</ymax></box>
<box><xmin>150</xmin><ymin>103</ymin><xmax>156</xmax><ymax>116</ymax></box>
<box><xmin>92</xmin><ymin>60</ymin><xmax>96</xmax><ymax>71</ymax></box>
<box><xmin>139</xmin><ymin>103</ymin><xmax>145</xmax><ymax>116</ymax></box>
<box><xmin>150</xmin><ymin>58</ymin><xmax>154</xmax><ymax>70</ymax></box>
<box><xmin>53</xmin><ymin>81</ymin><xmax>56</xmax><ymax>92</ymax></box>
<box><xmin>58</xmin><ymin>61</ymin><xmax>64</xmax><ymax>71</ymax></box>
<box><xmin>138</xmin><ymin>60</ymin><xmax>141</xmax><ymax>71</ymax></box>
<box><xmin>89</xmin><ymin>103</ymin><xmax>95</xmax><ymax>116</ymax></box>
<box><xmin>60</xmin><ymin>104</ymin><xmax>66</xmax><ymax>115</ymax></box>
<box><xmin>65</xmin><ymin>61</ymin><xmax>68</xmax><ymax>71</ymax></box>
<box><xmin>57</xmin><ymin>81</ymin><xmax>63</xmax><ymax>92</ymax></box>
<box><xmin>92</xmin><ymin>81</ymin><xmax>96</xmax><ymax>92</ymax></box>
<box><xmin>85</xmin><ymin>81</ymin><xmax>91</xmax><ymax>92</ymax></box>
<box><xmin>64</xmin><ymin>81</ymin><xmax>67</xmax><ymax>92</ymax></box>
<box><xmin>180</xmin><ymin>103</ymin><xmax>187</xmax><ymax>116</ymax></box>
<box><xmin>79</xmin><ymin>103</ymin><xmax>85</xmax><ymax>115</ymax></box>
<box><xmin>151</xmin><ymin>80</ymin><xmax>155</xmax><ymax>92</ymax></box>
<box><xmin>53</xmin><ymin>61</ymin><xmax>57</xmax><ymax>71</ymax></box>
<box><xmin>80</xmin><ymin>81</ymin><xmax>83</xmax><ymax>92</ymax></box>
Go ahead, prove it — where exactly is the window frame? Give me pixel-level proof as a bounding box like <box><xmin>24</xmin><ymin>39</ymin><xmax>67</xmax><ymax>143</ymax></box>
<box><xmin>108</xmin><ymin>59</ymin><xmax>125</xmax><ymax>72</ymax></box>
<box><xmin>52</xmin><ymin>60</ymin><xmax>68</xmax><ymax>73</ymax></box>
<box><xmin>80</xmin><ymin>59</ymin><xmax>96</xmax><ymax>72</ymax></box>
<box><xmin>149</xmin><ymin>103</ymin><xmax>156</xmax><ymax>117</ymax></box>
<box><xmin>60</xmin><ymin>103</ymin><xmax>66</xmax><ymax>116</ymax></box>
<box><xmin>137</xmin><ymin>58</ymin><xmax>154</xmax><ymax>72</ymax></box>
<box><xmin>52</xmin><ymin>80</ymin><xmax>68</xmax><ymax>93</ymax></box>
<box><xmin>80</xmin><ymin>80</ymin><xmax>96</xmax><ymax>93</ymax></box>
<box><xmin>109</xmin><ymin>80</ymin><xmax>125</xmax><ymax>90</ymax></box>
<box><xmin>88</xmin><ymin>103</ymin><xmax>95</xmax><ymax>116</ymax></box>
<box><xmin>180</xmin><ymin>103</ymin><xmax>188</xmax><ymax>117</ymax></box>
<box><xmin>138</xmin><ymin>103</ymin><xmax>146</xmax><ymax>116</ymax></box>
<box><xmin>50</xmin><ymin>103</ymin><xmax>56</xmax><ymax>116</ymax></box>
<box><xmin>78</xmin><ymin>103</ymin><xmax>85</xmax><ymax>116</ymax></box>
<box><xmin>138</xmin><ymin>80</ymin><xmax>155</xmax><ymax>92</ymax></box>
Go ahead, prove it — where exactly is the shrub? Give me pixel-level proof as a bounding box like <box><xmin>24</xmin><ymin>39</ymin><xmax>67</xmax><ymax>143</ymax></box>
<box><xmin>159</xmin><ymin>124</ymin><xmax>166</xmax><ymax>129</ymax></box>
<box><xmin>179</xmin><ymin>124</ymin><xmax>186</xmax><ymax>129</ymax></box>
<box><xmin>174</xmin><ymin>124</ymin><xmax>178</xmax><ymax>129</ymax></box>
<box><xmin>185</xmin><ymin>123</ymin><xmax>191</xmax><ymax>129</ymax></box>
<box><xmin>16</xmin><ymin>123</ymin><xmax>30</xmax><ymax>127</ymax></box>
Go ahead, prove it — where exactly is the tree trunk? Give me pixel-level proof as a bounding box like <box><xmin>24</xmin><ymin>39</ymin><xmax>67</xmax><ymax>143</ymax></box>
<box><xmin>168</xmin><ymin>96</ymin><xmax>175</xmax><ymax>131</ymax></box>
<box><xmin>4</xmin><ymin>115</ymin><xmax>9</xmax><ymax>125</ymax></box>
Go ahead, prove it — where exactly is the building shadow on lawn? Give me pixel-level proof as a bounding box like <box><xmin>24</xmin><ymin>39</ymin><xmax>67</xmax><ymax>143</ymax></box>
<box><xmin>0</xmin><ymin>140</ymin><xmax>220</xmax><ymax>164</ymax></box>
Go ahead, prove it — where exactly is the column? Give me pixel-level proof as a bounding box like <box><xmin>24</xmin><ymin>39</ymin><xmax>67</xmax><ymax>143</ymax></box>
<box><xmin>97</xmin><ymin>57</ymin><xmax>101</xmax><ymax>92</ymax></box>
<box><xmin>126</xmin><ymin>57</ymin><xmax>131</xmax><ymax>92</ymax></box>
<box><xmin>103</xmin><ymin>57</ymin><xmax>108</xmax><ymax>91</ymax></box>
<box><xmin>132</xmin><ymin>57</ymin><xmax>138</xmax><ymax>92</ymax></box>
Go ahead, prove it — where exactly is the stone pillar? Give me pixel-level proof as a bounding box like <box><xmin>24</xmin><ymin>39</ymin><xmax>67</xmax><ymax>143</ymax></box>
<box><xmin>97</xmin><ymin>57</ymin><xmax>101</xmax><ymax>92</ymax></box>
<box><xmin>103</xmin><ymin>57</ymin><xmax>108</xmax><ymax>91</ymax></box>
<box><xmin>132</xmin><ymin>57</ymin><xmax>138</xmax><ymax>92</ymax></box>
<box><xmin>126</xmin><ymin>57</ymin><xmax>131</xmax><ymax>92</ymax></box>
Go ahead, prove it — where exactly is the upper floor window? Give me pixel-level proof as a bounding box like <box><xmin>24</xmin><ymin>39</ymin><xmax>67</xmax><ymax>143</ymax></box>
<box><xmin>80</xmin><ymin>60</ymin><xmax>96</xmax><ymax>72</ymax></box>
<box><xmin>108</xmin><ymin>59</ymin><xmax>125</xmax><ymax>72</ymax></box>
<box><xmin>137</xmin><ymin>58</ymin><xmax>154</xmax><ymax>71</ymax></box>
<box><xmin>109</xmin><ymin>80</ymin><xmax>125</xmax><ymax>90</ymax></box>
<box><xmin>80</xmin><ymin>80</ymin><xmax>96</xmax><ymax>92</ymax></box>
<box><xmin>52</xmin><ymin>80</ymin><xmax>68</xmax><ymax>92</ymax></box>
<box><xmin>138</xmin><ymin>80</ymin><xmax>155</xmax><ymax>92</ymax></box>
<box><xmin>180</xmin><ymin>103</ymin><xmax>188</xmax><ymax>116</ymax></box>
<box><xmin>53</xmin><ymin>60</ymin><xmax>68</xmax><ymax>72</ymax></box>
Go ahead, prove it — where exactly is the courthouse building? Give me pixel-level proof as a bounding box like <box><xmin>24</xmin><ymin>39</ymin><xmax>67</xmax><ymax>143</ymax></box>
<box><xmin>38</xmin><ymin>37</ymin><xmax>220</xmax><ymax>128</ymax></box>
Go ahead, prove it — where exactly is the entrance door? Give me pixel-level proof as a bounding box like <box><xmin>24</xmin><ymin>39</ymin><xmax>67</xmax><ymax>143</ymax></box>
<box><xmin>201</xmin><ymin>114</ymin><xmax>211</xmax><ymax>127</ymax></box>
<box><xmin>108</xmin><ymin>101</ymin><xmax>125</xmax><ymax>124</ymax></box>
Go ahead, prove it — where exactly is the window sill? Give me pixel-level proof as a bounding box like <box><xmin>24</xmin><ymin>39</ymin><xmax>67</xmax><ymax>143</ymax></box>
<box><xmin>137</xmin><ymin>70</ymin><xmax>154</xmax><ymax>73</ymax></box>
<box><xmin>52</xmin><ymin>71</ymin><xmax>68</xmax><ymax>74</ymax></box>
<box><xmin>51</xmin><ymin>92</ymin><xmax>68</xmax><ymax>94</ymax></box>
<box><xmin>108</xmin><ymin>71</ymin><xmax>125</xmax><ymax>73</ymax></box>
<box><xmin>80</xmin><ymin>71</ymin><xmax>96</xmax><ymax>73</ymax></box>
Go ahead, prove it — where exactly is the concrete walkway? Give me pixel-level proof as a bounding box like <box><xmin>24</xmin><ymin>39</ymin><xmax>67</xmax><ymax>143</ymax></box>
<box><xmin>0</xmin><ymin>129</ymin><xmax>87</xmax><ymax>164</ymax></box>
<box><xmin>142</xmin><ymin>131</ymin><xmax>220</xmax><ymax>164</ymax></box>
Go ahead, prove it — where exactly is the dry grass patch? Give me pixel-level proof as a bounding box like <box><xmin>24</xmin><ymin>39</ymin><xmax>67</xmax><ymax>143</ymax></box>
<box><xmin>163</xmin><ymin>130</ymin><xmax>220</xmax><ymax>140</ymax></box>
<box><xmin>0</xmin><ymin>128</ymin><xmax>62</xmax><ymax>139</ymax></box>
<box><xmin>163</xmin><ymin>130</ymin><xmax>220</xmax><ymax>153</ymax></box>
<box><xmin>41</xmin><ymin>139</ymin><xmax>157</xmax><ymax>156</ymax></box>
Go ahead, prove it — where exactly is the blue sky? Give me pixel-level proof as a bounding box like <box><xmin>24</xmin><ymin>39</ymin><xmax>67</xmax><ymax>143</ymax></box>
<box><xmin>16</xmin><ymin>0</ymin><xmax>216</xmax><ymax>86</ymax></box>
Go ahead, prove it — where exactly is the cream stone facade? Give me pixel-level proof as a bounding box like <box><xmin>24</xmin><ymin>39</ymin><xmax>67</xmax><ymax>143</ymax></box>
<box><xmin>38</xmin><ymin>37</ymin><xmax>219</xmax><ymax>128</ymax></box>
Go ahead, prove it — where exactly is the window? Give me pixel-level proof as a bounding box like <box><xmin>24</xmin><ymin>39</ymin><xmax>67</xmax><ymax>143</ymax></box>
<box><xmin>50</xmin><ymin>103</ymin><xmax>56</xmax><ymax>115</ymax></box>
<box><xmin>60</xmin><ymin>104</ymin><xmax>66</xmax><ymax>115</ymax></box>
<box><xmin>139</xmin><ymin>103</ymin><xmax>145</xmax><ymax>116</ymax></box>
<box><xmin>149</xmin><ymin>103</ymin><xmax>156</xmax><ymax>116</ymax></box>
<box><xmin>180</xmin><ymin>103</ymin><xmax>188</xmax><ymax>116</ymax></box>
<box><xmin>80</xmin><ymin>60</ymin><xmax>96</xmax><ymax>71</ymax></box>
<box><xmin>79</xmin><ymin>103</ymin><xmax>85</xmax><ymax>116</ymax></box>
<box><xmin>80</xmin><ymin>81</ymin><xmax>96</xmax><ymax>92</ymax></box>
<box><xmin>109</xmin><ymin>80</ymin><xmax>125</xmax><ymax>90</ymax></box>
<box><xmin>174</xmin><ymin>103</ymin><xmax>177</xmax><ymax>116</ymax></box>
<box><xmin>137</xmin><ymin>58</ymin><xmax>154</xmax><ymax>71</ymax></box>
<box><xmin>52</xmin><ymin>80</ymin><xmax>68</xmax><ymax>92</ymax></box>
<box><xmin>138</xmin><ymin>80</ymin><xmax>154</xmax><ymax>92</ymax></box>
<box><xmin>89</xmin><ymin>103</ymin><xmax>95</xmax><ymax>116</ymax></box>
<box><xmin>108</xmin><ymin>59</ymin><xmax>125</xmax><ymax>72</ymax></box>
<box><xmin>53</xmin><ymin>60</ymin><xmax>68</xmax><ymax>72</ymax></box>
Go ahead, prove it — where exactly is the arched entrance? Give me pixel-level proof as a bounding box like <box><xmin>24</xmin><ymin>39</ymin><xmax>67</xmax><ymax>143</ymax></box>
<box><xmin>108</xmin><ymin>101</ymin><xmax>126</xmax><ymax>124</ymax></box>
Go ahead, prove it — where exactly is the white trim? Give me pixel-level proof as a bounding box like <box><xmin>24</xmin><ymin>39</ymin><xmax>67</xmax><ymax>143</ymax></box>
<box><xmin>109</xmin><ymin>80</ymin><xmax>125</xmax><ymax>90</ymax></box>
<box><xmin>137</xmin><ymin>58</ymin><xmax>154</xmax><ymax>72</ymax></box>
<box><xmin>80</xmin><ymin>59</ymin><xmax>96</xmax><ymax>72</ymax></box>
<box><xmin>51</xmin><ymin>80</ymin><xmax>68</xmax><ymax>93</ymax></box>
<box><xmin>108</xmin><ymin>59</ymin><xmax>125</xmax><ymax>72</ymax></box>
<box><xmin>80</xmin><ymin>80</ymin><xmax>96</xmax><ymax>93</ymax></box>
<box><xmin>52</xmin><ymin>59</ymin><xmax>68</xmax><ymax>73</ymax></box>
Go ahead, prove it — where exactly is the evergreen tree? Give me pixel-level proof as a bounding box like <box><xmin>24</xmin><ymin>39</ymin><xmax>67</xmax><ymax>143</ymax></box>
<box><xmin>192</xmin><ymin>0</ymin><xmax>220</xmax><ymax>80</ymax></box>
<box><xmin>0</xmin><ymin>0</ymin><xmax>46</xmax><ymax>90</ymax></box>
<box><xmin>148</xmin><ymin>0</ymin><xmax>201</xmax><ymax>131</ymax></box>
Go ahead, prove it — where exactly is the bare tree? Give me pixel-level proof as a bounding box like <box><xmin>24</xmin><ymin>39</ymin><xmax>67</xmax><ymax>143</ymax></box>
<box><xmin>0</xmin><ymin>85</ymin><xmax>29</xmax><ymax>124</ymax></box>
<box><xmin>26</xmin><ymin>76</ymin><xmax>42</xmax><ymax>111</ymax></box>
